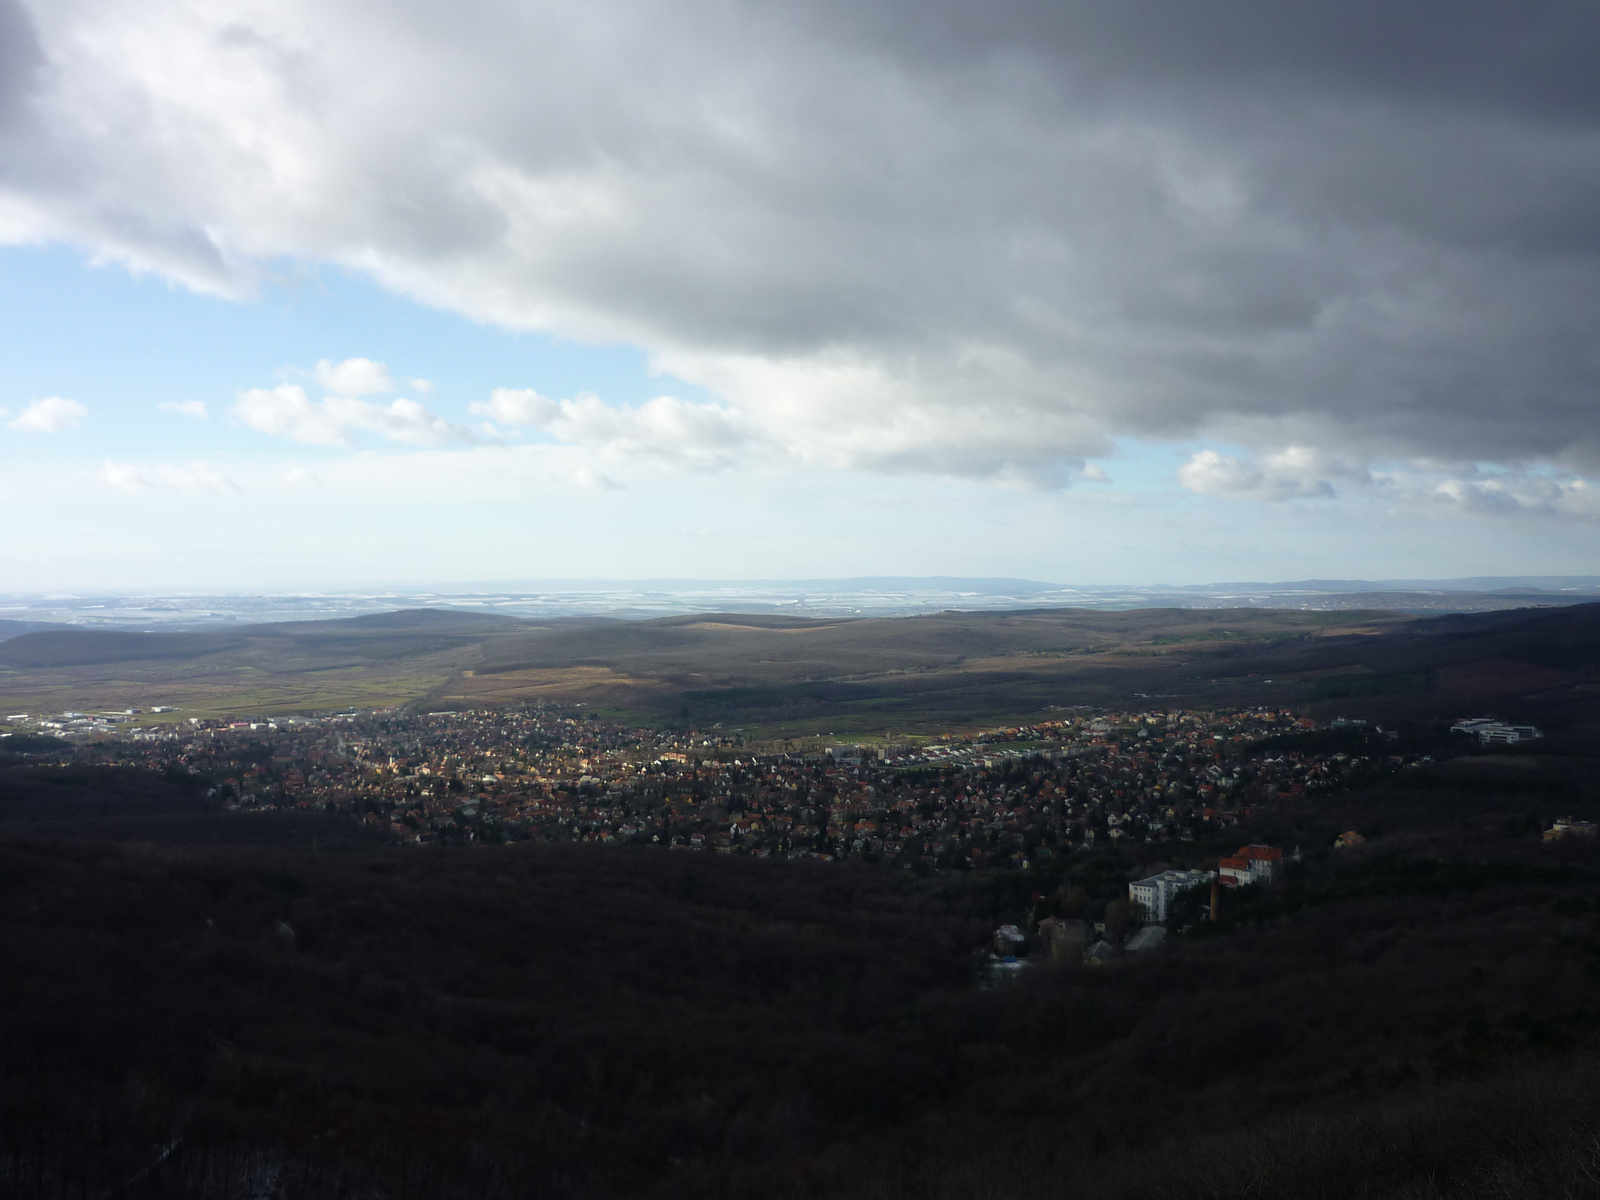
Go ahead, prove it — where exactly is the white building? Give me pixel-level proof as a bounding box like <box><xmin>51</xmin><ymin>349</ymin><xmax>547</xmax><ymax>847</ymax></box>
<box><xmin>1128</xmin><ymin>868</ymin><xmax>1213</xmax><ymax>923</ymax></box>
<box><xmin>1452</xmin><ymin>717</ymin><xmax>1541</xmax><ymax>744</ymax></box>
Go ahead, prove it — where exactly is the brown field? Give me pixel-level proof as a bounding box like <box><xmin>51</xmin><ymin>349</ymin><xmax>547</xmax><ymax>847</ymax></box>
<box><xmin>3</xmin><ymin>602</ymin><xmax>1599</xmax><ymax>733</ymax></box>
<box><xmin>0</xmin><ymin>661</ymin><xmax>461</xmax><ymax>721</ymax></box>
<box><xmin>447</xmin><ymin>666</ymin><xmax>672</xmax><ymax>711</ymax></box>
<box><xmin>0</xmin><ymin>612</ymin><xmax>493</xmax><ymax>719</ymax></box>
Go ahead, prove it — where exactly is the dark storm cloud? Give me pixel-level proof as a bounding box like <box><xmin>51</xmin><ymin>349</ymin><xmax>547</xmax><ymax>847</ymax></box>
<box><xmin>823</xmin><ymin>1</ymin><xmax>1600</xmax><ymax>119</ymax></box>
<box><xmin>2</xmin><ymin>0</ymin><xmax>1598</xmax><ymax>492</ymax></box>
<box><xmin>0</xmin><ymin>0</ymin><xmax>41</xmax><ymax>127</ymax></box>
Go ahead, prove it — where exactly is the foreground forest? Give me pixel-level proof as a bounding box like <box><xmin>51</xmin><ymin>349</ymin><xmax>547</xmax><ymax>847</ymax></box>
<box><xmin>5</xmin><ymin>707</ymin><xmax>1600</xmax><ymax>1197</ymax></box>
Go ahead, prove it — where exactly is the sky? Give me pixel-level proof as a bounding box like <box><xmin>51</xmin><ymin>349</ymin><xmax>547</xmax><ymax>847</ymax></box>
<box><xmin>1</xmin><ymin>0</ymin><xmax>1599</xmax><ymax>591</ymax></box>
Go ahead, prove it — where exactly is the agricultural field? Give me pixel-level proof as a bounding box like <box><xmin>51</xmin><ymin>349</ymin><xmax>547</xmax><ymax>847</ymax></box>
<box><xmin>4</xmin><ymin>603</ymin><xmax>1600</xmax><ymax>739</ymax></box>
<box><xmin>0</xmin><ymin>611</ymin><xmax>498</xmax><ymax>720</ymax></box>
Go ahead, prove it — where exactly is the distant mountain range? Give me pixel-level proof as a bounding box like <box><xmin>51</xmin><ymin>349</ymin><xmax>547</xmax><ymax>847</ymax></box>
<box><xmin>2</xmin><ymin>576</ymin><xmax>1597</xmax><ymax>634</ymax></box>
<box><xmin>1156</xmin><ymin>576</ymin><xmax>1600</xmax><ymax>594</ymax></box>
<box><xmin>416</xmin><ymin>575</ymin><xmax>1600</xmax><ymax>593</ymax></box>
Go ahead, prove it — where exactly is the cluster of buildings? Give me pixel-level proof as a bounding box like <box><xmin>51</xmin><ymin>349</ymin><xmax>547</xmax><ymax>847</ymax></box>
<box><xmin>3</xmin><ymin>702</ymin><xmax>1438</xmax><ymax>873</ymax></box>
<box><xmin>5</xmin><ymin>708</ymin><xmax>166</xmax><ymax>735</ymax></box>
<box><xmin>990</xmin><ymin>840</ymin><xmax>1290</xmax><ymax>975</ymax></box>
<box><xmin>1125</xmin><ymin>845</ymin><xmax>1287</xmax><ymax>923</ymax></box>
<box><xmin>1450</xmin><ymin>717</ymin><xmax>1542</xmax><ymax>745</ymax></box>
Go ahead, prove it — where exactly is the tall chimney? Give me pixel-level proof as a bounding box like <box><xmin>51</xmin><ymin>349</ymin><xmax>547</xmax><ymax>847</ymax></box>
<box><xmin>1210</xmin><ymin>876</ymin><xmax>1220</xmax><ymax>923</ymax></box>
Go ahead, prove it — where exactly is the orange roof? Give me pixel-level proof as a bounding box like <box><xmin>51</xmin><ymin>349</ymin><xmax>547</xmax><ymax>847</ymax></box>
<box><xmin>1218</xmin><ymin>856</ymin><xmax>1249</xmax><ymax>870</ymax></box>
<box><xmin>1237</xmin><ymin>844</ymin><xmax>1283</xmax><ymax>861</ymax></box>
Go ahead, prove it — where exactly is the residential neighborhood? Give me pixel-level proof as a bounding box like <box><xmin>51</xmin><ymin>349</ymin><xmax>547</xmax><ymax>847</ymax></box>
<box><xmin>4</xmin><ymin>702</ymin><xmax>1435</xmax><ymax>873</ymax></box>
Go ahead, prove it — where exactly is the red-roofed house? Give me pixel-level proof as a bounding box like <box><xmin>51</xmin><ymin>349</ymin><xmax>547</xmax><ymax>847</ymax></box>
<box><xmin>1218</xmin><ymin>844</ymin><xmax>1283</xmax><ymax>887</ymax></box>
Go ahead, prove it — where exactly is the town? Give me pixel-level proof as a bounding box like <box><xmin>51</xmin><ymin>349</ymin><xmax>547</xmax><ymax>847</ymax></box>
<box><xmin>3</xmin><ymin>702</ymin><xmax>1437</xmax><ymax>872</ymax></box>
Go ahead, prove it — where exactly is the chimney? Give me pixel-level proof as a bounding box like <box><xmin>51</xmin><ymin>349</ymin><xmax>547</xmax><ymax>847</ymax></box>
<box><xmin>1210</xmin><ymin>876</ymin><xmax>1220</xmax><ymax>923</ymax></box>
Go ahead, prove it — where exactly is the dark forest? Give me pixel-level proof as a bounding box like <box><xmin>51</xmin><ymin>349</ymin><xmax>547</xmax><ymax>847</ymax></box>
<box><xmin>2</xmin><ymin>742</ymin><xmax>1600</xmax><ymax>1198</ymax></box>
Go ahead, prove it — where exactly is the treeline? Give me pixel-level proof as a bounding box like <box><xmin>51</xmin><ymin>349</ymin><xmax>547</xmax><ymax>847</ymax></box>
<box><xmin>0</xmin><ymin>763</ymin><xmax>217</xmax><ymax>822</ymax></box>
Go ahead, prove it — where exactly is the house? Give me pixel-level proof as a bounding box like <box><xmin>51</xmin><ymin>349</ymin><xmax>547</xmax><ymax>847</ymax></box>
<box><xmin>1218</xmin><ymin>844</ymin><xmax>1283</xmax><ymax>887</ymax></box>
<box><xmin>1217</xmin><ymin>856</ymin><xmax>1250</xmax><ymax>885</ymax></box>
<box><xmin>1544</xmin><ymin>817</ymin><xmax>1599</xmax><ymax>842</ymax></box>
<box><xmin>1128</xmin><ymin>868</ymin><xmax>1213</xmax><ymax>923</ymax></box>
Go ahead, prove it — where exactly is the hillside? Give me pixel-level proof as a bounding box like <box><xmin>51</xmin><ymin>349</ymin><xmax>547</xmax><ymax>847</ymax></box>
<box><xmin>0</xmin><ymin>608</ymin><xmax>539</xmax><ymax>718</ymax></box>
<box><xmin>5</xmin><ymin>724</ymin><xmax>1600</xmax><ymax>1197</ymax></box>
<box><xmin>3</xmin><ymin>602</ymin><xmax>1600</xmax><ymax>738</ymax></box>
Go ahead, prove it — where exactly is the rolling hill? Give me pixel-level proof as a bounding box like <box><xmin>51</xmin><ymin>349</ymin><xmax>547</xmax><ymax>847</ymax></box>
<box><xmin>2</xmin><ymin>602</ymin><xmax>1598</xmax><ymax>734</ymax></box>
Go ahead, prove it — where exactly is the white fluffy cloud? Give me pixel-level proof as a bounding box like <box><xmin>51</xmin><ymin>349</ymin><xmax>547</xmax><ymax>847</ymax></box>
<box><xmin>9</xmin><ymin>396</ymin><xmax>86</xmax><ymax>433</ymax></box>
<box><xmin>473</xmin><ymin>388</ymin><xmax>558</xmax><ymax>429</ymax></box>
<box><xmin>233</xmin><ymin>383</ymin><xmax>479</xmax><ymax>448</ymax></box>
<box><xmin>1</xmin><ymin>0</ymin><xmax>1598</xmax><ymax>496</ymax></box>
<box><xmin>1425</xmin><ymin>472</ymin><xmax>1600</xmax><ymax>521</ymax></box>
<box><xmin>1176</xmin><ymin>449</ymin><xmax>1600</xmax><ymax>524</ymax></box>
<box><xmin>314</xmin><ymin>357</ymin><xmax>395</xmax><ymax>397</ymax></box>
<box><xmin>474</xmin><ymin>388</ymin><xmax>763</xmax><ymax>470</ymax></box>
<box><xmin>1178</xmin><ymin>446</ymin><xmax>1370</xmax><ymax>501</ymax></box>
<box><xmin>158</xmin><ymin>400</ymin><xmax>208</xmax><ymax>419</ymax></box>
<box><xmin>100</xmin><ymin>458</ymin><xmax>237</xmax><ymax>493</ymax></box>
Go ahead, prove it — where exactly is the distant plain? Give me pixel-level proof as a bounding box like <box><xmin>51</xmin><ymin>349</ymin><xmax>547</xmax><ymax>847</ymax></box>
<box><xmin>4</xmin><ymin>602</ymin><xmax>1598</xmax><ymax>736</ymax></box>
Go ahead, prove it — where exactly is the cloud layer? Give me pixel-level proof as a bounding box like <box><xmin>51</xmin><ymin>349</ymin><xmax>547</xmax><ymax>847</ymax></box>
<box><xmin>2</xmin><ymin>0</ymin><xmax>1598</xmax><ymax>490</ymax></box>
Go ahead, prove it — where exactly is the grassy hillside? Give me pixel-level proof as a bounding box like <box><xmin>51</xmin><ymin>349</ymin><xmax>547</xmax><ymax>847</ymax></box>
<box><xmin>4</xmin><ymin>602</ymin><xmax>1600</xmax><ymax>736</ymax></box>
<box><xmin>448</xmin><ymin>601</ymin><xmax>1600</xmax><ymax>734</ymax></box>
<box><xmin>0</xmin><ymin>609</ymin><xmax>526</xmax><ymax>719</ymax></box>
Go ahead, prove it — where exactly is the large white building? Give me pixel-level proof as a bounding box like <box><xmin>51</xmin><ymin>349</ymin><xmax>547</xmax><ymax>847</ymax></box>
<box><xmin>1128</xmin><ymin>868</ymin><xmax>1213</xmax><ymax>923</ymax></box>
<box><xmin>1451</xmin><ymin>717</ymin><xmax>1541</xmax><ymax>744</ymax></box>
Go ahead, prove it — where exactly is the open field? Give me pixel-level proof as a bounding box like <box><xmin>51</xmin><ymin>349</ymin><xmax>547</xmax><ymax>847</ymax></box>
<box><xmin>0</xmin><ymin>666</ymin><xmax>456</xmax><ymax>723</ymax></box>
<box><xmin>436</xmin><ymin>607</ymin><xmax>1422</xmax><ymax>731</ymax></box>
<box><xmin>0</xmin><ymin>606</ymin><xmax>1401</xmax><ymax>727</ymax></box>
<box><xmin>442</xmin><ymin>602</ymin><xmax>1600</xmax><ymax>734</ymax></box>
<box><xmin>5</xmin><ymin>603</ymin><xmax>1600</xmax><ymax>736</ymax></box>
<box><xmin>0</xmin><ymin>610</ymin><xmax>504</xmax><ymax>719</ymax></box>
